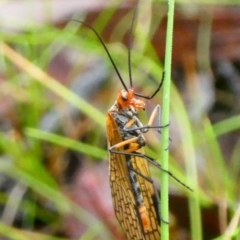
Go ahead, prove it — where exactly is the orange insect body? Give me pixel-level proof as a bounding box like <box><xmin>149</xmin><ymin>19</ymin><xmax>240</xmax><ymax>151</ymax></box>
<box><xmin>107</xmin><ymin>89</ymin><xmax>161</xmax><ymax>240</ymax></box>
<box><xmin>139</xmin><ymin>205</ymin><xmax>151</xmax><ymax>230</ymax></box>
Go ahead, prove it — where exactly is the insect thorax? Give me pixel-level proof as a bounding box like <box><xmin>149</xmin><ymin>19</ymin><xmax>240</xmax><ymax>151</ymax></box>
<box><xmin>110</xmin><ymin>104</ymin><xmax>146</xmax><ymax>147</ymax></box>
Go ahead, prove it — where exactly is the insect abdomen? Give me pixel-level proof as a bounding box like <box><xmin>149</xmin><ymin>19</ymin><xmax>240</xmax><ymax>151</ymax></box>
<box><xmin>127</xmin><ymin>158</ymin><xmax>151</xmax><ymax>231</ymax></box>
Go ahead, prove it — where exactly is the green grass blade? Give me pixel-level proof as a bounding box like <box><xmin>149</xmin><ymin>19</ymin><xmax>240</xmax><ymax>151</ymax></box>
<box><xmin>160</xmin><ymin>0</ymin><xmax>175</xmax><ymax>239</ymax></box>
<box><xmin>25</xmin><ymin>127</ymin><xmax>107</xmax><ymax>159</ymax></box>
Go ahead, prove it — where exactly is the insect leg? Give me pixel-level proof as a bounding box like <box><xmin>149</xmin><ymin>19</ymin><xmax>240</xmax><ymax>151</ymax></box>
<box><xmin>110</xmin><ymin>148</ymin><xmax>193</xmax><ymax>192</ymax></box>
<box><xmin>123</xmin><ymin>105</ymin><xmax>169</xmax><ymax>133</ymax></box>
<box><xmin>109</xmin><ymin>136</ymin><xmax>140</xmax><ymax>152</ymax></box>
<box><xmin>127</xmin><ymin>165</ymin><xmax>153</xmax><ymax>183</ymax></box>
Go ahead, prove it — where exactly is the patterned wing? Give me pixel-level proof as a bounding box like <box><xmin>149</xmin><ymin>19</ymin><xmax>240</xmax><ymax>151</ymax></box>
<box><xmin>109</xmin><ymin>152</ymin><xmax>144</xmax><ymax>240</ymax></box>
<box><xmin>107</xmin><ymin>112</ymin><xmax>144</xmax><ymax>239</ymax></box>
<box><xmin>107</xmin><ymin>112</ymin><xmax>160</xmax><ymax>240</ymax></box>
<box><xmin>131</xmin><ymin>149</ymin><xmax>161</xmax><ymax>240</ymax></box>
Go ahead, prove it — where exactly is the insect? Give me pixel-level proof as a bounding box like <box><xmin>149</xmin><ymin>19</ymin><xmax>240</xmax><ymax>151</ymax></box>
<box><xmin>107</xmin><ymin>93</ymin><xmax>163</xmax><ymax>240</ymax></box>
<box><xmin>74</xmin><ymin>0</ymin><xmax>192</xmax><ymax>239</ymax></box>
<box><xmin>101</xmin><ymin>0</ymin><xmax>164</xmax><ymax>235</ymax></box>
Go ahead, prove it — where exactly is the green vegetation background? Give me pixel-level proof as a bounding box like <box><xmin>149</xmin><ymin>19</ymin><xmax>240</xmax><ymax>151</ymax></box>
<box><xmin>0</xmin><ymin>0</ymin><xmax>240</xmax><ymax>239</ymax></box>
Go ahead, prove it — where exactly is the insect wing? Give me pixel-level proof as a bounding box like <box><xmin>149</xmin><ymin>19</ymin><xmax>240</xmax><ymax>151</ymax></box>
<box><xmin>130</xmin><ymin>144</ymin><xmax>161</xmax><ymax>240</ymax></box>
<box><xmin>107</xmin><ymin>112</ymin><xmax>143</xmax><ymax>239</ymax></box>
<box><xmin>107</xmin><ymin>112</ymin><xmax>160</xmax><ymax>240</ymax></box>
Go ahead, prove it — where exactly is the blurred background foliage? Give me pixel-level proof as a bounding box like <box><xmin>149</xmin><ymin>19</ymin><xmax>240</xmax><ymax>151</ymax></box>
<box><xmin>0</xmin><ymin>0</ymin><xmax>240</xmax><ymax>239</ymax></box>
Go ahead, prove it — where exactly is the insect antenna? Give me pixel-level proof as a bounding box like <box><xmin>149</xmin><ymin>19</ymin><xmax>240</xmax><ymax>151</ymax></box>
<box><xmin>128</xmin><ymin>0</ymin><xmax>139</xmax><ymax>89</ymax></box>
<box><xmin>134</xmin><ymin>72</ymin><xmax>165</xmax><ymax>100</ymax></box>
<box><xmin>127</xmin><ymin>0</ymin><xmax>165</xmax><ymax>100</ymax></box>
<box><xmin>70</xmin><ymin>19</ymin><xmax>128</xmax><ymax>92</ymax></box>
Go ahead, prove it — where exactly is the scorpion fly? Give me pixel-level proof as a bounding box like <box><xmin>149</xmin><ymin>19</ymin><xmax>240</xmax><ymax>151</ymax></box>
<box><xmin>74</xmin><ymin>0</ymin><xmax>192</xmax><ymax>239</ymax></box>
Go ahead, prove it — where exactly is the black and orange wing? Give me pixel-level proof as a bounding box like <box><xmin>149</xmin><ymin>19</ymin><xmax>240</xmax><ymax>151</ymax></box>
<box><xmin>107</xmin><ymin>112</ymin><xmax>160</xmax><ymax>240</ymax></box>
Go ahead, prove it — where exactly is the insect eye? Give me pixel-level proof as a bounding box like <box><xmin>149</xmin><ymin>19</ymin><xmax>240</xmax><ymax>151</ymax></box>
<box><xmin>121</xmin><ymin>91</ymin><xmax>128</xmax><ymax>101</ymax></box>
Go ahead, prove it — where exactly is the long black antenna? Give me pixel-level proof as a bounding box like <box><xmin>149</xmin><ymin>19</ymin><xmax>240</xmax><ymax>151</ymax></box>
<box><xmin>71</xmin><ymin>19</ymin><xmax>128</xmax><ymax>92</ymax></box>
<box><xmin>134</xmin><ymin>72</ymin><xmax>165</xmax><ymax>99</ymax></box>
<box><xmin>127</xmin><ymin>0</ymin><xmax>165</xmax><ymax>100</ymax></box>
<box><xmin>128</xmin><ymin>0</ymin><xmax>139</xmax><ymax>88</ymax></box>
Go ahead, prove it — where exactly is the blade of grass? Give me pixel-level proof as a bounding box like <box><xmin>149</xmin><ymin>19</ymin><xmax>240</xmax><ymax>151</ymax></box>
<box><xmin>0</xmin><ymin>222</ymin><xmax>70</xmax><ymax>240</ymax></box>
<box><xmin>0</xmin><ymin>42</ymin><xmax>105</xmax><ymax>126</ymax></box>
<box><xmin>0</xmin><ymin>159</ymin><xmax>103</xmax><ymax>231</ymax></box>
<box><xmin>171</xmin><ymin>82</ymin><xmax>203</xmax><ymax>239</ymax></box>
<box><xmin>25</xmin><ymin>127</ymin><xmax>107</xmax><ymax>159</ymax></box>
<box><xmin>171</xmin><ymin>83</ymin><xmax>202</xmax><ymax>239</ymax></box>
<box><xmin>160</xmin><ymin>0</ymin><xmax>175</xmax><ymax>239</ymax></box>
<box><xmin>213</xmin><ymin>115</ymin><xmax>240</xmax><ymax>136</ymax></box>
